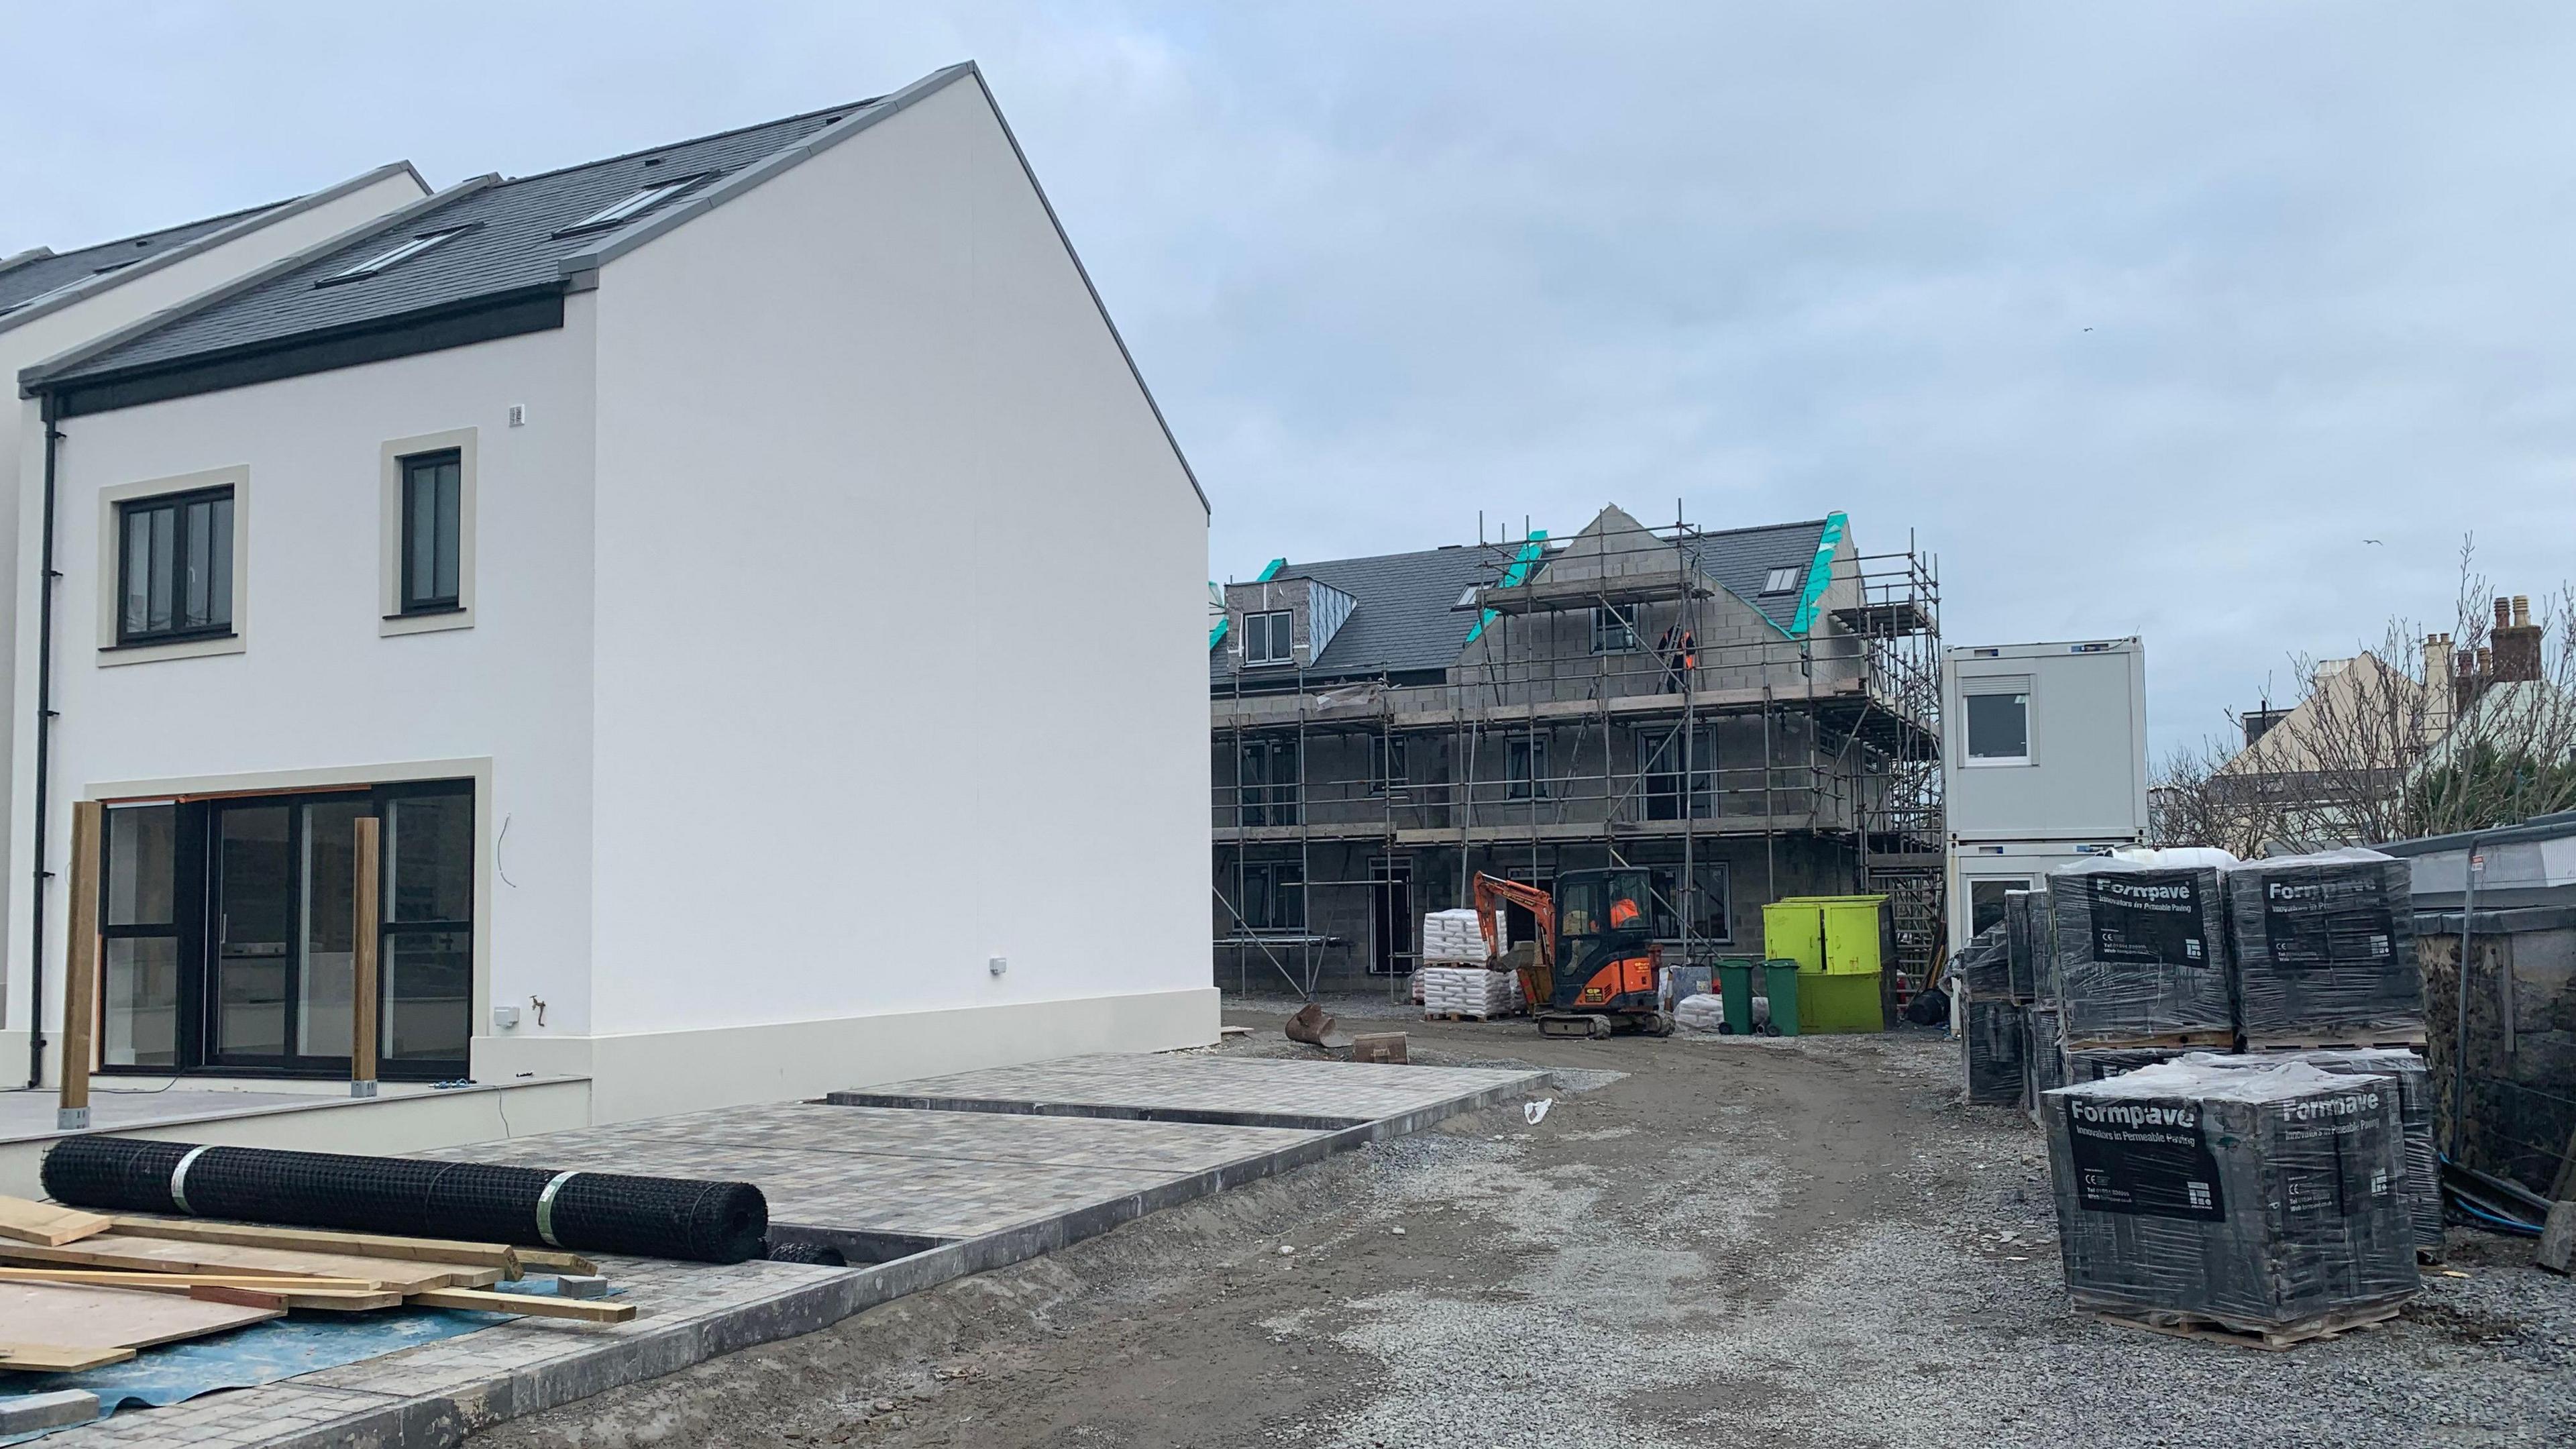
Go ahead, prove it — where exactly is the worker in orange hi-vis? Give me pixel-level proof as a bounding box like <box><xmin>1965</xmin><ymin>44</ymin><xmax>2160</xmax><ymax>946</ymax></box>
<box><xmin>1657</xmin><ymin>626</ymin><xmax>1697</xmax><ymax>693</ymax></box>
<box><xmin>1610</xmin><ymin>895</ymin><xmax>1642</xmax><ymax>930</ymax></box>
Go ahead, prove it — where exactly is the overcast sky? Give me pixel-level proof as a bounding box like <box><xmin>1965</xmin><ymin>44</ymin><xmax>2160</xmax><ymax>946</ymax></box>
<box><xmin>7</xmin><ymin>2</ymin><xmax>2572</xmax><ymax>757</ymax></box>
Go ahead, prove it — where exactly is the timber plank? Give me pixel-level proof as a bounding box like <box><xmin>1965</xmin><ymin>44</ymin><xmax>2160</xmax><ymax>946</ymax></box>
<box><xmin>0</xmin><ymin>1234</ymin><xmax>500</xmax><ymax>1291</ymax></box>
<box><xmin>0</xmin><ymin>1196</ymin><xmax>111</xmax><ymax>1248</ymax></box>
<box><xmin>409</xmin><ymin>1287</ymin><xmax>635</xmax><ymax>1324</ymax></box>
<box><xmin>109</xmin><ymin>1216</ymin><xmax>522</xmax><ymax>1275</ymax></box>
<box><xmin>0</xmin><ymin>1344</ymin><xmax>135</xmax><ymax>1373</ymax></box>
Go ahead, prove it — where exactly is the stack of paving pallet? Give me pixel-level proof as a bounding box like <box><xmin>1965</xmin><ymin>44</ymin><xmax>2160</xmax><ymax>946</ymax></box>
<box><xmin>1420</xmin><ymin>965</ymin><xmax>1521</xmax><ymax>1020</ymax></box>
<box><xmin>2045</xmin><ymin>856</ymin><xmax>2237</xmax><ymax>1057</ymax></box>
<box><xmin>2181</xmin><ymin>1047</ymin><xmax>2445</xmax><ymax>1263</ymax></box>
<box><xmin>2043</xmin><ymin>1057</ymin><xmax>2420</xmax><ymax>1347</ymax></box>
<box><xmin>0</xmin><ymin>1192</ymin><xmax>629</xmax><ymax>1375</ymax></box>
<box><xmin>2223</xmin><ymin>850</ymin><xmax>2422</xmax><ymax>1051</ymax></box>
<box><xmin>1421</xmin><ymin>908</ymin><xmax>1502</xmax><ymax>965</ymax></box>
<box><xmin>1953</xmin><ymin>922</ymin><xmax>2022</xmax><ymax>1104</ymax></box>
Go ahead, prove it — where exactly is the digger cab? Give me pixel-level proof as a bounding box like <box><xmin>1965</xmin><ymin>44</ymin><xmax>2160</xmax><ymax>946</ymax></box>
<box><xmin>1550</xmin><ymin>867</ymin><xmax>1661</xmax><ymax>1018</ymax></box>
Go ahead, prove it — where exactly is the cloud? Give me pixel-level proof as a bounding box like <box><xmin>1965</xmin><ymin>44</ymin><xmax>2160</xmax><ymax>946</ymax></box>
<box><xmin>8</xmin><ymin>1</ymin><xmax>2573</xmax><ymax>755</ymax></box>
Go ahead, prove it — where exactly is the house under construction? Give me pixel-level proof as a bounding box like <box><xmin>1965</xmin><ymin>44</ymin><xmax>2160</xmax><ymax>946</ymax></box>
<box><xmin>1211</xmin><ymin>504</ymin><xmax>1941</xmax><ymax>996</ymax></box>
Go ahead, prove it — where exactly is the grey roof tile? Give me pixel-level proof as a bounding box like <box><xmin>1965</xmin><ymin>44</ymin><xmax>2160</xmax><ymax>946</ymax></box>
<box><xmin>44</xmin><ymin>101</ymin><xmax>883</xmax><ymax>382</ymax></box>
<box><xmin>1211</xmin><ymin>517</ymin><xmax>1833</xmax><ymax>684</ymax></box>
<box><xmin>0</xmin><ymin>201</ymin><xmax>280</xmax><ymax>312</ymax></box>
<box><xmin>1682</xmin><ymin>518</ymin><xmax>1829</xmax><ymax>631</ymax></box>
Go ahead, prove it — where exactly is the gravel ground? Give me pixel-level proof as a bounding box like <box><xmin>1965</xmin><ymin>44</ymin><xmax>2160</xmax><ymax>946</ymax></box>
<box><xmin>478</xmin><ymin>1001</ymin><xmax>2576</xmax><ymax>1448</ymax></box>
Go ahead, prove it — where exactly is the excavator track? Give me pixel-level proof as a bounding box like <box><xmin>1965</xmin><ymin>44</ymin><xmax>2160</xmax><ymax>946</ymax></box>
<box><xmin>1536</xmin><ymin>1013</ymin><xmax>1615</xmax><ymax>1040</ymax></box>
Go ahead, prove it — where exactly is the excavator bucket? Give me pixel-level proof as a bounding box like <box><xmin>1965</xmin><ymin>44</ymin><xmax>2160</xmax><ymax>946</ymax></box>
<box><xmin>1284</xmin><ymin>1002</ymin><xmax>1350</xmax><ymax>1051</ymax></box>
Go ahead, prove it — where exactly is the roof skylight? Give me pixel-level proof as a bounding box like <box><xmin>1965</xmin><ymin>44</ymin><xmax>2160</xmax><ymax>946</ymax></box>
<box><xmin>559</xmin><ymin>176</ymin><xmax>708</xmax><ymax>235</ymax></box>
<box><xmin>1761</xmin><ymin>566</ymin><xmax>1802</xmax><ymax>594</ymax></box>
<box><xmin>317</xmin><ymin>227</ymin><xmax>472</xmax><ymax>286</ymax></box>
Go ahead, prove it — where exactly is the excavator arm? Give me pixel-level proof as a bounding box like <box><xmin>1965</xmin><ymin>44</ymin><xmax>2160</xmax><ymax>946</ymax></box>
<box><xmin>1470</xmin><ymin>873</ymin><xmax>1556</xmax><ymax>1012</ymax></box>
<box><xmin>1469</xmin><ymin>873</ymin><xmax>1554</xmax><ymax>967</ymax></box>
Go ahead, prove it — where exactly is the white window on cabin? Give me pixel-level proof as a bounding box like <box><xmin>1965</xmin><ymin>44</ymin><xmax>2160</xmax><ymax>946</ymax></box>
<box><xmin>1963</xmin><ymin>676</ymin><xmax>2033</xmax><ymax>765</ymax></box>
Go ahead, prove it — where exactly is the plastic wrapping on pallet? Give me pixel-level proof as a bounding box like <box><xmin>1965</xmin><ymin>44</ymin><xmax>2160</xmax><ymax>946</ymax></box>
<box><xmin>2183</xmin><ymin>1049</ymin><xmax>2442</xmax><ymax>1254</ymax></box>
<box><xmin>2022</xmin><ymin>1005</ymin><xmax>2067</xmax><ymax>1122</ymax></box>
<box><xmin>1962</xmin><ymin>990</ymin><xmax>2025</xmax><ymax>1104</ymax></box>
<box><xmin>1420</xmin><ymin>965</ymin><xmax>1517</xmax><ymax>1017</ymax></box>
<box><xmin>2222</xmin><ymin>850</ymin><xmax>2420</xmax><ymax>1042</ymax></box>
<box><xmin>42</xmin><ymin>1137</ymin><xmax>769</xmax><ymax>1264</ymax></box>
<box><xmin>1675</xmin><ymin>993</ymin><xmax>1728</xmax><ymax>1032</ymax></box>
<box><xmin>1952</xmin><ymin>922</ymin><xmax>2012</xmax><ymax>1000</ymax></box>
<box><xmin>2045</xmin><ymin>858</ymin><xmax>2235</xmax><ymax>1044</ymax></box>
<box><xmin>2063</xmin><ymin>1046</ymin><xmax>2191</xmax><ymax>1084</ymax></box>
<box><xmin>2043</xmin><ymin>1059</ymin><xmax>2419</xmax><ymax>1332</ymax></box>
<box><xmin>1421</xmin><ymin>908</ymin><xmax>1503</xmax><ymax>965</ymax></box>
<box><xmin>2005</xmin><ymin>890</ymin><xmax>2043</xmax><ymax>1003</ymax></box>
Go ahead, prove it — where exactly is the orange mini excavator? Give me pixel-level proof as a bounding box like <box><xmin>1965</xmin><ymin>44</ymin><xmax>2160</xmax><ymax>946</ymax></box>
<box><xmin>1470</xmin><ymin>869</ymin><xmax>1672</xmax><ymax>1039</ymax></box>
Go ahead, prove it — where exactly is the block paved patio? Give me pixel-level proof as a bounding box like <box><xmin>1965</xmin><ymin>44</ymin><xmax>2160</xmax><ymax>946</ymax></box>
<box><xmin>28</xmin><ymin>1051</ymin><xmax>1548</xmax><ymax>1448</ymax></box>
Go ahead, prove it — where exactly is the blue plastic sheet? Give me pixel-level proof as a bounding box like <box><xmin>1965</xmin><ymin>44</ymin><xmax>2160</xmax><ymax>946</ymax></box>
<box><xmin>0</xmin><ymin>1279</ymin><xmax>580</xmax><ymax>1443</ymax></box>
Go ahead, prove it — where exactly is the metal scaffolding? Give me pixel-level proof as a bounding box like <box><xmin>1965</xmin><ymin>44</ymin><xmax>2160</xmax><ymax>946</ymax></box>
<box><xmin>1212</xmin><ymin>512</ymin><xmax>1941</xmax><ymax>1000</ymax></box>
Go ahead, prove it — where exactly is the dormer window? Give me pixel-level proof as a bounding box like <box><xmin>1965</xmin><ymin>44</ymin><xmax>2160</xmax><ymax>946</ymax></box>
<box><xmin>1242</xmin><ymin>610</ymin><xmax>1293</xmax><ymax>666</ymax></box>
<box><xmin>1760</xmin><ymin>566</ymin><xmax>1801</xmax><ymax>595</ymax></box>
<box><xmin>317</xmin><ymin>227</ymin><xmax>473</xmax><ymax>286</ymax></box>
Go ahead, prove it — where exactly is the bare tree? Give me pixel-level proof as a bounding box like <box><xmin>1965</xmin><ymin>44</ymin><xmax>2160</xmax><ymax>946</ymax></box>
<box><xmin>2198</xmin><ymin>541</ymin><xmax>2576</xmax><ymax>849</ymax></box>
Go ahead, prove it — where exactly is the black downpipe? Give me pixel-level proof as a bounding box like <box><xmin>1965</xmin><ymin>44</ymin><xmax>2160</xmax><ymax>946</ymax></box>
<box><xmin>26</xmin><ymin>397</ymin><xmax>60</xmax><ymax>1089</ymax></box>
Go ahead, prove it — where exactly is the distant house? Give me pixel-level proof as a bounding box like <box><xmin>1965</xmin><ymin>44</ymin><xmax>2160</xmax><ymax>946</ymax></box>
<box><xmin>1</xmin><ymin>164</ymin><xmax>431</xmax><ymax>1083</ymax></box>
<box><xmin>1208</xmin><ymin>504</ymin><xmax>1943</xmax><ymax>992</ymax></box>
<box><xmin>11</xmin><ymin>64</ymin><xmax>1211</xmax><ymax>1124</ymax></box>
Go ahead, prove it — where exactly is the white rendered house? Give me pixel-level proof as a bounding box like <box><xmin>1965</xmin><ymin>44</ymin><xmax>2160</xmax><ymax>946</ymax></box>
<box><xmin>0</xmin><ymin>165</ymin><xmax>431</xmax><ymax>1087</ymax></box>
<box><xmin>9</xmin><ymin>63</ymin><xmax>1215</xmax><ymax>1125</ymax></box>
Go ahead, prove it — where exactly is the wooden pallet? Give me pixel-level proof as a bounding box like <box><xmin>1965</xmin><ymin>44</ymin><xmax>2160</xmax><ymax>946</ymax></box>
<box><xmin>2244</xmin><ymin>1030</ymin><xmax>2427</xmax><ymax>1053</ymax></box>
<box><xmin>1420</xmin><ymin>1010</ymin><xmax>1519</xmax><ymax>1022</ymax></box>
<box><xmin>2061</xmin><ymin>1032</ymin><xmax>2233</xmax><ymax>1053</ymax></box>
<box><xmin>2088</xmin><ymin>1299</ymin><xmax>2403</xmax><ymax>1352</ymax></box>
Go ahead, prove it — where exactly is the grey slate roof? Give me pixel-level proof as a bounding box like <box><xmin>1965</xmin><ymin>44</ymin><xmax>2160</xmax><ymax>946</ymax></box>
<box><xmin>1212</xmin><ymin>517</ymin><xmax>1833</xmax><ymax>684</ymax></box>
<box><xmin>1682</xmin><ymin>518</ymin><xmax>1830</xmax><ymax>632</ymax></box>
<box><xmin>39</xmin><ymin>102</ymin><xmax>882</xmax><ymax>382</ymax></box>
<box><xmin>0</xmin><ymin>201</ymin><xmax>280</xmax><ymax>312</ymax></box>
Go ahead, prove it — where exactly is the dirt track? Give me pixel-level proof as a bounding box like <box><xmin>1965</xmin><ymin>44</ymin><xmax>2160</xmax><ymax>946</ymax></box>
<box><xmin>477</xmin><ymin>1006</ymin><xmax>2576</xmax><ymax>1448</ymax></box>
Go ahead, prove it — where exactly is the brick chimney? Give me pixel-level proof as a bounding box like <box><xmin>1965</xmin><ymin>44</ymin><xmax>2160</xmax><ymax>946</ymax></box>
<box><xmin>2493</xmin><ymin>593</ymin><xmax>2543</xmax><ymax>682</ymax></box>
<box><xmin>2424</xmin><ymin>632</ymin><xmax>2455</xmax><ymax>733</ymax></box>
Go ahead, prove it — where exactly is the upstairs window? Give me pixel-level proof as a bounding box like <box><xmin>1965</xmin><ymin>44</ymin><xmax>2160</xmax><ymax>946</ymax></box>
<box><xmin>398</xmin><ymin>449</ymin><xmax>463</xmax><ymax>614</ymax></box>
<box><xmin>117</xmin><ymin>487</ymin><xmax>233</xmax><ymax>645</ymax></box>
<box><xmin>1368</xmin><ymin>735</ymin><xmax>1408</xmax><ymax>796</ymax></box>
<box><xmin>317</xmin><ymin>227</ymin><xmax>472</xmax><ymax>286</ymax></box>
<box><xmin>1242</xmin><ymin>610</ymin><xmax>1293</xmax><ymax>666</ymax></box>
<box><xmin>1507</xmin><ymin>737</ymin><xmax>1549</xmax><ymax>799</ymax></box>
<box><xmin>1593</xmin><ymin>603</ymin><xmax>1639</xmax><ymax>653</ymax></box>
<box><xmin>1761</xmin><ymin>566</ymin><xmax>1801</xmax><ymax>595</ymax></box>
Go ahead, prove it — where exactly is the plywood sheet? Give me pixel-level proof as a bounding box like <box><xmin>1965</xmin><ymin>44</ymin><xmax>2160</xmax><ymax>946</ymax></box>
<box><xmin>0</xmin><ymin>1281</ymin><xmax>278</xmax><ymax>1350</ymax></box>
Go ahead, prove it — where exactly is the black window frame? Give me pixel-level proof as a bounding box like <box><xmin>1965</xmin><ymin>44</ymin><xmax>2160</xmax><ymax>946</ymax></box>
<box><xmin>1237</xmin><ymin>861</ymin><xmax>1305</xmax><ymax>932</ymax></box>
<box><xmin>1507</xmin><ymin>737</ymin><xmax>1549</xmax><ymax>799</ymax></box>
<box><xmin>1368</xmin><ymin>735</ymin><xmax>1408</xmax><ymax>797</ymax></box>
<box><xmin>1242</xmin><ymin>610</ymin><xmax>1294</xmax><ymax>667</ymax></box>
<box><xmin>93</xmin><ymin>779</ymin><xmax>474</xmax><ymax>1082</ymax></box>
<box><xmin>1237</xmin><ymin>736</ymin><xmax>1302</xmax><ymax>826</ymax></box>
<box><xmin>1592</xmin><ymin>603</ymin><xmax>1640</xmax><ymax>654</ymax></box>
<box><xmin>114</xmin><ymin>485</ymin><xmax>235</xmax><ymax>647</ymax></box>
<box><xmin>397</xmin><ymin>448</ymin><xmax>464</xmax><ymax>615</ymax></box>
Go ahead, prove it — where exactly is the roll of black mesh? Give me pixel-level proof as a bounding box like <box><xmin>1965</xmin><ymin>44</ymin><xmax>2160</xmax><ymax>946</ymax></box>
<box><xmin>42</xmin><ymin>1137</ymin><xmax>767</xmax><ymax>1264</ymax></box>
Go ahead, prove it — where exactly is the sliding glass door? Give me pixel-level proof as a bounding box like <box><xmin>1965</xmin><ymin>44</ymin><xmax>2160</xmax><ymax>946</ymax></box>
<box><xmin>97</xmin><ymin>780</ymin><xmax>474</xmax><ymax>1079</ymax></box>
